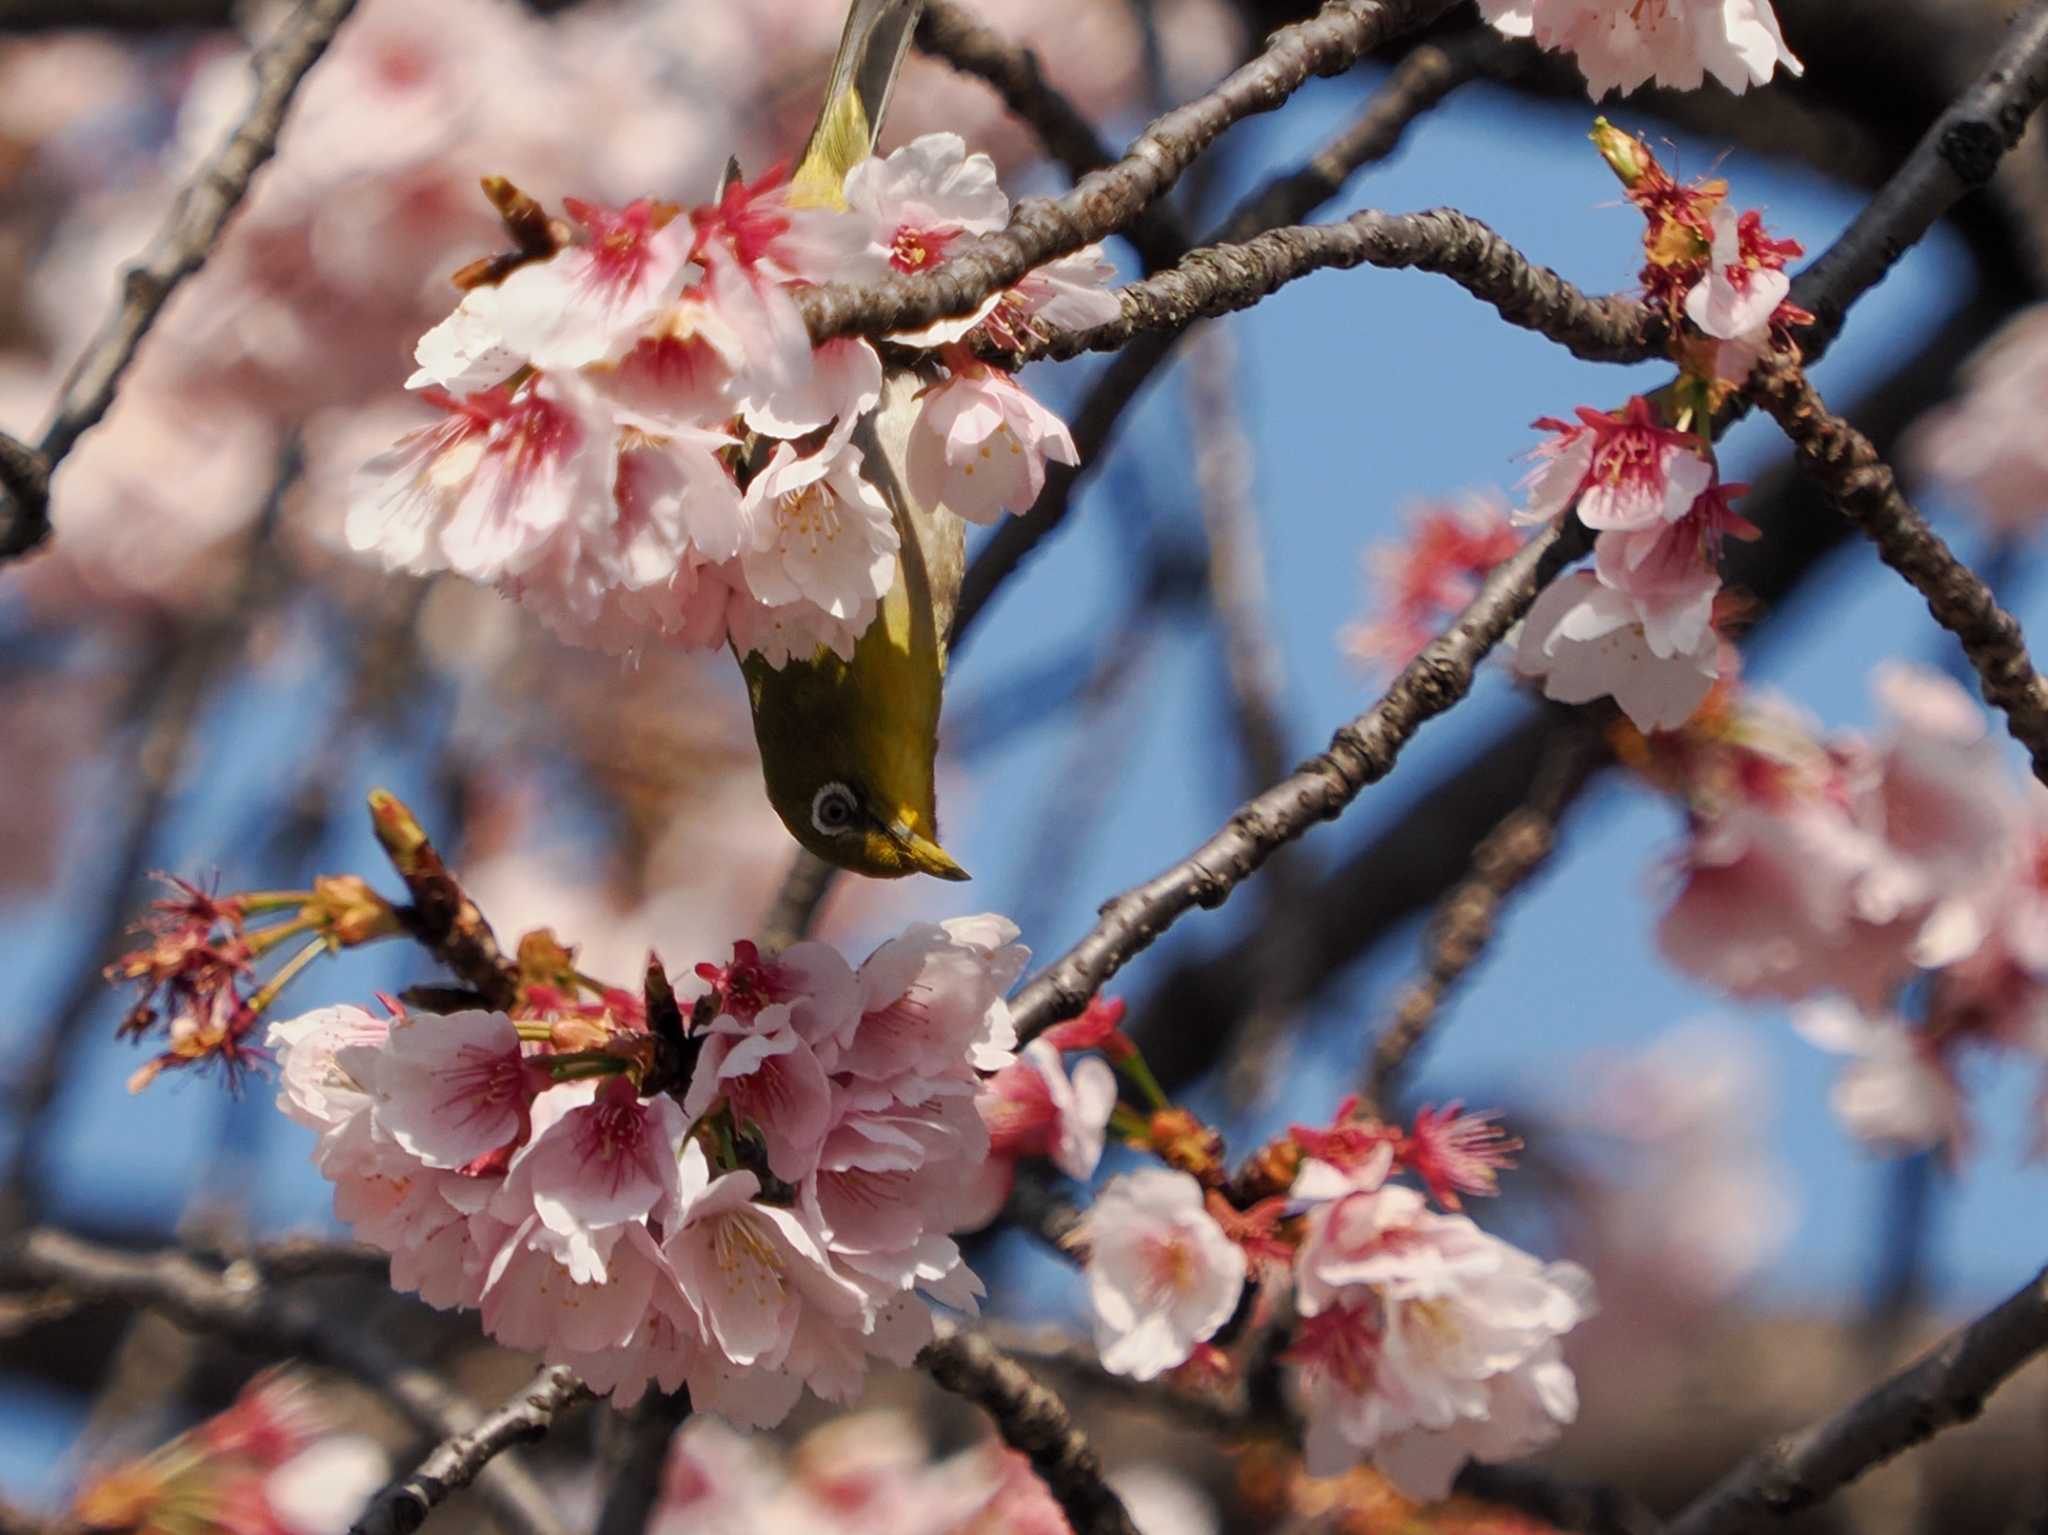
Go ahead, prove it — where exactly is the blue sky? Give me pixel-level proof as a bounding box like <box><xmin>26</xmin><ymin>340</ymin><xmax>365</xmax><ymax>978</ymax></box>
<box><xmin>6</xmin><ymin>51</ymin><xmax>2044</xmax><ymax>1504</ymax></box>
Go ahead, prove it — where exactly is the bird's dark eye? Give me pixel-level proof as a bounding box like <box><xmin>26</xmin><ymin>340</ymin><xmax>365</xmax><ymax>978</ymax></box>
<box><xmin>810</xmin><ymin>782</ymin><xmax>860</xmax><ymax>837</ymax></box>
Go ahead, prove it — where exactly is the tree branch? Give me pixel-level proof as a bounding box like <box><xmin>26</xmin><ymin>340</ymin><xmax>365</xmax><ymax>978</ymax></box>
<box><xmin>913</xmin><ymin>0</ymin><xmax>1189</xmax><ymax>273</ymax></box>
<box><xmin>1667</xmin><ymin>1264</ymin><xmax>2048</xmax><ymax>1535</ymax></box>
<box><xmin>1748</xmin><ymin>355</ymin><xmax>2048</xmax><ymax>784</ymax></box>
<box><xmin>1021</xmin><ymin>207</ymin><xmax>1656</xmax><ymax>366</ymax></box>
<box><xmin>954</xmin><ymin>36</ymin><xmax>1481</xmax><ymax>644</ymax></box>
<box><xmin>0</xmin><ymin>1230</ymin><xmax>570</xmax><ymax>1535</ymax></box>
<box><xmin>919</xmin><ymin>1324</ymin><xmax>1139</xmax><ymax>1535</ymax></box>
<box><xmin>1790</xmin><ymin>0</ymin><xmax>2048</xmax><ymax>349</ymax></box>
<box><xmin>1010</xmin><ymin>515</ymin><xmax>1591</xmax><ymax>1042</ymax></box>
<box><xmin>0</xmin><ymin>0</ymin><xmax>234</xmax><ymax>26</ymax></box>
<box><xmin>796</xmin><ymin>0</ymin><xmax>1460</xmax><ymax>345</ymax></box>
<box><xmin>592</xmin><ymin>1390</ymin><xmax>691</xmax><ymax>1535</ymax></box>
<box><xmin>0</xmin><ymin>0</ymin><xmax>362</xmax><ymax>562</ymax></box>
<box><xmin>351</xmin><ymin>1366</ymin><xmax>593</xmax><ymax>1535</ymax></box>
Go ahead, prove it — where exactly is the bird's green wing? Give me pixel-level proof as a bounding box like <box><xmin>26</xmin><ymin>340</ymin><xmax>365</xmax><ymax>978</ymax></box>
<box><xmin>790</xmin><ymin>0</ymin><xmax>926</xmax><ymax>210</ymax></box>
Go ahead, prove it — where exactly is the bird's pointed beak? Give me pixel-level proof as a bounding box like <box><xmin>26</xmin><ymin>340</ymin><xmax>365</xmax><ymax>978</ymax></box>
<box><xmin>888</xmin><ymin>819</ymin><xmax>971</xmax><ymax>881</ymax></box>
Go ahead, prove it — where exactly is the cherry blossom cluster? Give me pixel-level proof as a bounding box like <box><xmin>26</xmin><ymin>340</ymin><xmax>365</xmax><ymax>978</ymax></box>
<box><xmin>1074</xmin><ymin>1099</ymin><xmax>1593</xmax><ymax>1502</ymax></box>
<box><xmin>1478</xmin><ymin>0</ymin><xmax>1802</xmax><ymax>99</ymax></box>
<box><xmin>68</xmin><ymin>1373</ymin><xmax>386</xmax><ymax>1535</ymax></box>
<box><xmin>1906</xmin><ymin>304</ymin><xmax>2048</xmax><ymax>540</ymax></box>
<box><xmin>105</xmin><ymin>875</ymin><xmax>397</xmax><ymax>1093</ymax></box>
<box><xmin>1343</xmin><ymin>496</ymin><xmax>1523</xmax><ymax>671</ymax></box>
<box><xmin>1510</xmin><ymin>129</ymin><xmax>1805</xmax><ymax>733</ymax></box>
<box><xmin>1633</xmin><ymin>664</ymin><xmax>2048</xmax><ymax>1155</ymax></box>
<box><xmin>650</xmin><ymin>1408</ymin><xmax>1213</xmax><ymax>1535</ymax></box>
<box><xmin>346</xmin><ymin>133</ymin><xmax>1117</xmax><ymax>663</ymax></box>
<box><xmin>269</xmin><ymin>916</ymin><xmax>1048</xmax><ymax>1421</ymax></box>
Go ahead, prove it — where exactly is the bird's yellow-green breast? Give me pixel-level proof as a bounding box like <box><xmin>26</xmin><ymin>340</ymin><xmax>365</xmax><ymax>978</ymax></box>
<box><xmin>736</xmin><ymin>0</ymin><xmax>970</xmax><ymax>882</ymax></box>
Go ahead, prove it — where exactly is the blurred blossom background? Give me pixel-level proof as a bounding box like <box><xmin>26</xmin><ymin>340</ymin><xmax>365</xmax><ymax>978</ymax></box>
<box><xmin>3</xmin><ymin>0</ymin><xmax>2047</xmax><ymax>1531</ymax></box>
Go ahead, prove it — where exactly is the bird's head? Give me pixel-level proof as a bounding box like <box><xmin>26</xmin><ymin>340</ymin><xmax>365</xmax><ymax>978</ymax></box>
<box><xmin>767</xmin><ymin>768</ymin><xmax>969</xmax><ymax>881</ymax></box>
<box><xmin>742</xmin><ymin>614</ymin><xmax>970</xmax><ymax>882</ymax></box>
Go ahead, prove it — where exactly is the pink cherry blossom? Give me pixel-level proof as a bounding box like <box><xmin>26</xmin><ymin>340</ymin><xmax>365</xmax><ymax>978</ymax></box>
<box><xmin>1001</xmin><ymin>246</ymin><xmax>1124</xmax><ymax>334</ymax></box>
<box><xmin>977</xmin><ymin>1039</ymin><xmax>1118</xmax><ymax>1180</ymax></box>
<box><xmin>347</xmin><ymin>1009</ymin><xmax>544</xmax><ymax>1173</ymax></box>
<box><xmin>665</xmin><ymin>1141</ymin><xmax>869</xmax><ymax>1371</ymax></box>
<box><xmin>516</xmin><ymin>1076</ymin><xmax>689</xmax><ymax>1268</ymax></box>
<box><xmin>491</xmin><ymin>197</ymin><xmax>696</xmax><ymax>371</ymax></box>
<box><xmin>1480</xmin><ymin>0</ymin><xmax>1802</xmax><ymax>98</ymax></box>
<box><xmin>831</xmin><ymin>132</ymin><xmax>1009</xmax><ymax>345</ymax></box>
<box><xmin>1515</xmin><ymin>570</ymin><xmax>1720</xmax><ymax>733</ymax></box>
<box><xmin>1344</xmin><ymin>495</ymin><xmax>1523</xmax><ymax>670</ymax></box>
<box><xmin>1524</xmin><ymin>398</ymin><xmax>1715</xmax><ymax>531</ymax></box>
<box><xmin>266</xmin><ymin>1004</ymin><xmax>389</xmax><ymax>1133</ymax></box>
<box><xmin>1404</xmin><ymin>1103</ymin><xmax>1522</xmax><ymax>1211</ymax></box>
<box><xmin>1683</xmin><ymin>203</ymin><xmax>1795</xmax><ymax>342</ymax></box>
<box><xmin>1905</xmin><ymin>304</ymin><xmax>2048</xmax><ymax>538</ymax></box>
<box><xmin>840</xmin><ymin>916</ymin><xmax>1027</xmax><ymax>1081</ymax></box>
<box><xmin>1079</xmin><ymin>1169</ymin><xmax>1247</xmax><ymax>1381</ymax></box>
<box><xmin>908</xmin><ymin>364</ymin><xmax>1079</xmax><ymax>524</ymax></box>
<box><xmin>684</xmin><ymin>1002</ymin><xmax>836</xmax><ymax>1183</ymax></box>
<box><xmin>1286</xmin><ymin>1174</ymin><xmax>1594</xmax><ymax>1499</ymax></box>
<box><xmin>1792</xmin><ymin>1001</ymin><xmax>1968</xmax><ymax>1153</ymax></box>
<box><xmin>737</xmin><ymin>439</ymin><xmax>900</xmax><ymax>632</ymax></box>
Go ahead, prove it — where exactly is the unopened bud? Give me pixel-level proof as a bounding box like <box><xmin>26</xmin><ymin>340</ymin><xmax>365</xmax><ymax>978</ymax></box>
<box><xmin>1590</xmin><ymin>117</ymin><xmax>1649</xmax><ymax>187</ymax></box>
<box><xmin>306</xmin><ymin>874</ymin><xmax>398</xmax><ymax>947</ymax></box>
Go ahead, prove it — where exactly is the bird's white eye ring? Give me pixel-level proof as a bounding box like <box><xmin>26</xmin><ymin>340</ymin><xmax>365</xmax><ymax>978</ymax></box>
<box><xmin>811</xmin><ymin>782</ymin><xmax>860</xmax><ymax>837</ymax></box>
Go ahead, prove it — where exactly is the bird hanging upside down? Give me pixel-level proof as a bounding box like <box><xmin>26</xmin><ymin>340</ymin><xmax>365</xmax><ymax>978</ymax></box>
<box><xmin>734</xmin><ymin>0</ymin><xmax>974</xmax><ymax>882</ymax></box>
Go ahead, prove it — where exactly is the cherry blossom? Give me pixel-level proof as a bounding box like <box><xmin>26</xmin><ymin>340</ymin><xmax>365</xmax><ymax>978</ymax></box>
<box><xmin>1792</xmin><ymin>1001</ymin><xmax>1968</xmax><ymax>1153</ymax></box>
<box><xmin>1286</xmin><ymin>1166</ymin><xmax>1594</xmax><ymax>1499</ymax></box>
<box><xmin>1079</xmin><ymin>1169</ymin><xmax>1247</xmax><ymax>1381</ymax></box>
<box><xmin>1515</xmin><ymin>569</ymin><xmax>1721</xmax><ymax>733</ymax></box>
<box><xmin>978</xmin><ymin>1039</ymin><xmax>1118</xmax><ymax>1181</ymax></box>
<box><xmin>1524</xmin><ymin>399</ymin><xmax>1715</xmax><ymax>532</ymax></box>
<box><xmin>341</xmin><ymin>125</ymin><xmax>1091</xmax><ymax>669</ymax></box>
<box><xmin>491</xmin><ymin>197</ymin><xmax>696</xmax><ymax>371</ymax></box>
<box><xmin>1480</xmin><ymin>0</ymin><xmax>1803</xmax><ymax>99</ymax></box>
<box><xmin>907</xmin><ymin>363</ymin><xmax>1079</xmax><ymax>524</ymax></box>
<box><xmin>1344</xmin><ymin>495</ymin><xmax>1523</xmax><ymax>670</ymax></box>
<box><xmin>736</xmin><ymin>439</ymin><xmax>900</xmax><ymax>632</ymax></box>
<box><xmin>1905</xmin><ymin>304</ymin><xmax>2048</xmax><ymax>538</ymax></box>
<box><xmin>1683</xmin><ymin>204</ymin><xmax>1796</xmax><ymax>342</ymax></box>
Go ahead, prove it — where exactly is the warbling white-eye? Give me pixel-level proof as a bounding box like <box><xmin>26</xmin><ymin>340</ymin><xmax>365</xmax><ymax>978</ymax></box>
<box><xmin>736</xmin><ymin>0</ymin><xmax>974</xmax><ymax>883</ymax></box>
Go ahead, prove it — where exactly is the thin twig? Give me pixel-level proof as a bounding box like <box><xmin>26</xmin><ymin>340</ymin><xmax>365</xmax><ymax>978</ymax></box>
<box><xmin>1183</xmin><ymin>325</ymin><xmax>1313</xmax><ymax>1107</ymax></box>
<box><xmin>757</xmin><ymin>850</ymin><xmax>839</xmax><ymax>950</ymax></box>
<box><xmin>1667</xmin><ymin>1264</ymin><xmax>2048</xmax><ymax>1535</ymax></box>
<box><xmin>0</xmin><ymin>0</ymin><xmax>363</xmax><ymax>561</ymax></box>
<box><xmin>1748</xmin><ymin>354</ymin><xmax>2048</xmax><ymax>784</ymax></box>
<box><xmin>913</xmin><ymin>0</ymin><xmax>1188</xmax><ymax>272</ymax></box>
<box><xmin>796</xmin><ymin>0</ymin><xmax>1460</xmax><ymax>345</ymax></box>
<box><xmin>1018</xmin><ymin>208</ymin><xmax>1655</xmax><ymax>366</ymax></box>
<box><xmin>0</xmin><ymin>1230</ymin><xmax>571</xmax><ymax>1535</ymax></box>
<box><xmin>1010</xmin><ymin>516</ymin><xmax>1591</xmax><ymax>1042</ymax></box>
<box><xmin>920</xmin><ymin>1323</ymin><xmax>1139</xmax><ymax>1535</ymax></box>
<box><xmin>1362</xmin><ymin>721</ymin><xmax>1602</xmax><ymax>1110</ymax></box>
<box><xmin>352</xmin><ymin>1366</ymin><xmax>593</xmax><ymax>1535</ymax></box>
<box><xmin>954</xmin><ymin>38</ymin><xmax>1482</xmax><ymax>644</ymax></box>
<box><xmin>368</xmin><ymin>791</ymin><xmax>520</xmax><ymax>1009</ymax></box>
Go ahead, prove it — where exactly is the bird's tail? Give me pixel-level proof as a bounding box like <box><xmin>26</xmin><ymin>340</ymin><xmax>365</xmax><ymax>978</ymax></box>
<box><xmin>789</xmin><ymin>0</ymin><xmax>926</xmax><ymax>209</ymax></box>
